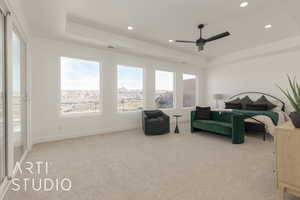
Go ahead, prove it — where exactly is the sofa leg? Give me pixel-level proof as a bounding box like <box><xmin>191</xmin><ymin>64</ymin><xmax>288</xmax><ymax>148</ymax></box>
<box><xmin>191</xmin><ymin>127</ymin><xmax>197</xmax><ymax>133</ymax></box>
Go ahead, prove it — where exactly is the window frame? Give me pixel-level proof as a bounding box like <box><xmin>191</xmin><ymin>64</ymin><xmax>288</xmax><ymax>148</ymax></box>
<box><xmin>59</xmin><ymin>56</ymin><xmax>103</xmax><ymax>117</ymax></box>
<box><xmin>116</xmin><ymin>64</ymin><xmax>145</xmax><ymax>113</ymax></box>
<box><xmin>154</xmin><ymin>70</ymin><xmax>176</xmax><ymax>110</ymax></box>
<box><xmin>182</xmin><ymin>73</ymin><xmax>198</xmax><ymax>109</ymax></box>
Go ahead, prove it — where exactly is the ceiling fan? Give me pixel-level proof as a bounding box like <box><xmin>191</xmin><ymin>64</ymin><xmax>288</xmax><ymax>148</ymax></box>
<box><xmin>176</xmin><ymin>24</ymin><xmax>230</xmax><ymax>51</ymax></box>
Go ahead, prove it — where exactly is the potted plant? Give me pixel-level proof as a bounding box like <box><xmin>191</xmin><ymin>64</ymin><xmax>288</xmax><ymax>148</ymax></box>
<box><xmin>278</xmin><ymin>75</ymin><xmax>300</xmax><ymax>128</ymax></box>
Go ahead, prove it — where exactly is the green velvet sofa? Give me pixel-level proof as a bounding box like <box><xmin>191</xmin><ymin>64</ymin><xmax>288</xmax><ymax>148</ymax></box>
<box><xmin>191</xmin><ymin>111</ymin><xmax>245</xmax><ymax>144</ymax></box>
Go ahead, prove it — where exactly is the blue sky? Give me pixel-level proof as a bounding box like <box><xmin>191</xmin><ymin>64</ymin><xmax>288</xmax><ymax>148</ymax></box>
<box><xmin>61</xmin><ymin>57</ymin><xmax>100</xmax><ymax>90</ymax></box>
<box><xmin>118</xmin><ymin>65</ymin><xmax>143</xmax><ymax>90</ymax></box>
<box><xmin>60</xmin><ymin>58</ymin><xmax>193</xmax><ymax>91</ymax></box>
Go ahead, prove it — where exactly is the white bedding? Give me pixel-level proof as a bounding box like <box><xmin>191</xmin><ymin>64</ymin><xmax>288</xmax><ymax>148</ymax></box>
<box><xmin>244</xmin><ymin>111</ymin><xmax>289</xmax><ymax>136</ymax></box>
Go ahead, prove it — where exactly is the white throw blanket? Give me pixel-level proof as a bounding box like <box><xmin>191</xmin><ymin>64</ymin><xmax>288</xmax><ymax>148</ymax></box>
<box><xmin>244</xmin><ymin>112</ymin><xmax>289</xmax><ymax>136</ymax></box>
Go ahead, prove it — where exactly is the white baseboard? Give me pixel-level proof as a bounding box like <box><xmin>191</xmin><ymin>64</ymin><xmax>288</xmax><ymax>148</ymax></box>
<box><xmin>32</xmin><ymin>127</ymin><xmax>139</xmax><ymax>145</ymax></box>
<box><xmin>33</xmin><ymin>120</ymin><xmax>189</xmax><ymax>145</ymax></box>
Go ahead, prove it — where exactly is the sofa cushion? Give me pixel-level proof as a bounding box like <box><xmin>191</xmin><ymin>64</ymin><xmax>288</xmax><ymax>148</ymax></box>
<box><xmin>148</xmin><ymin>117</ymin><xmax>164</xmax><ymax>123</ymax></box>
<box><xmin>195</xmin><ymin>106</ymin><xmax>211</xmax><ymax>120</ymax></box>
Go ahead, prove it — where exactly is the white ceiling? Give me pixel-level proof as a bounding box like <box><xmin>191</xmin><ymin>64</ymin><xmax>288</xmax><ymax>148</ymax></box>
<box><xmin>10</xmin><ymin>0</ymin><xmax>300</xmax><ymax>61</ymax></box>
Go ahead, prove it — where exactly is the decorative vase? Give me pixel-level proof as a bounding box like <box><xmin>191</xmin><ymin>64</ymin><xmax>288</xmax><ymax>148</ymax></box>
<box><xmin>290</xmin><ymin>112</ymin><xmax>300</xmax><ymax>128</ymax></box>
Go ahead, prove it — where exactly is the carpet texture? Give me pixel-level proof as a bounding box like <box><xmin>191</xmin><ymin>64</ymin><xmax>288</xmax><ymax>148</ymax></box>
<box><xmin>4</xmin><ymin>123</ymin><xmax>300</xmax><ymax>200</ymax></box>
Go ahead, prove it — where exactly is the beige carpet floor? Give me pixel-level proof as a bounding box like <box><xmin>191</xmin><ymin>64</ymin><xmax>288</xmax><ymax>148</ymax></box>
<box><xmin>4</xmin><ymin>123</ymin><xmax>300</xmax><ymax>200</ymax></box>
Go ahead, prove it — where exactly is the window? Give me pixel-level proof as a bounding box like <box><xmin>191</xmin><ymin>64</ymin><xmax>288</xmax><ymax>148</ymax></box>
<box><xmin>155</xmin><ymin>70</ymin><xmax>175</xmax><ymax>108</ymax></box>
<box><xmin>60</xmin><ymin>57</ymin><xmax>100</xmax><ymax>115</ymax></box>
<box><xmin>117</xmin><ymin>65</ymin><xmax>144</xmax><ymax>112</ymax></box>
<box><xmin>12</xmin><ymin>32</ymin><xmax>21</xmax><ymax>133</ymax></box>
<box><xmin>182</xmin><ymin>74</ymin><xmax>197</xmax><ymax>107</ymax></box>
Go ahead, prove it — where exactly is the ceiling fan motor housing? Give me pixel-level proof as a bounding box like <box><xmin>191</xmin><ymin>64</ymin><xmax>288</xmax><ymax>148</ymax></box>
<box><xmin>196</xmin><ymin>38</ymin><xmax>206</xmax><ymax>51</ymax></box>
<box><xmin>198</xmin><ymin>24</ymin><xmax>205</xmax><ymax>29</ymax></box>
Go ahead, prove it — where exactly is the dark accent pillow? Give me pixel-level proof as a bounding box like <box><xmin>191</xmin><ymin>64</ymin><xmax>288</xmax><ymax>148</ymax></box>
<box><xmin>245</xmin><ymin>104</ymin><xmax>268</xmax><ymax>111</ymax></box>
<box><xmin>240</xmin><ymin>96</ymin><xmax>253</xmax><ymax>109</ymax></box>
<box><xmin>195</xmin><ymin>107</ymin><xmax>211</xmax><ymax>120</ymax></box>
<box><xmin>254</xmin><ymin>95</ymin><xmax>276</xmax><ymax>110</ymax></box>
<box><xmin>145</xmin><ymin>110</ymin><xmax>163</xmax><ymax>118</ymax></box>
<box><xmin>225</xmin><ymin>103</ymin><xmax>242</xmax><ymax>109</ymax></box>
<box><xmin>226</xmin><ymin>98</ymin><xmax>241</xmax><ymax>104</ymax></box>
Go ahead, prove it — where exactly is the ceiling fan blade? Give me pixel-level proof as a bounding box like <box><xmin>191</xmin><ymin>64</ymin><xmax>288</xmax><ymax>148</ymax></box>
<box><xmin>205</xmin><ymin>32</ymin><xmax>230</xmax><ymax>42</ymax></box>
<box><xmin>175</xmin><ymin>40</ymin><xmax>196</xmax><ymax>43</ymax></box>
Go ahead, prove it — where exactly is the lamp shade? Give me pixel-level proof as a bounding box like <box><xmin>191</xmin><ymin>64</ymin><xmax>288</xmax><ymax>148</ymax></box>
<box><xmin>213</xmin><ymin>94</ymin><xmax>224</xmax><ymax>100</ymax></box>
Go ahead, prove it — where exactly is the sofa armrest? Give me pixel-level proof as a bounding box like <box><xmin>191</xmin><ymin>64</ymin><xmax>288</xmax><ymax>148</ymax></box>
<box><xmin>142</xmin><ymin>112</ymin><xmax>148</xmax><ymax>131</ymax></box>
<box><xmin>162</xmin><ymin>113</ymin><xmax>170</xmax><ymax>120</ymax></box>
<box><xmin>191</xmin><ymin>111</ymin><xmax>196</xmax><ymax>132</ymax></box>
<box><xmin>231</xmin><ymin>114</ymin><xmax>245</xmax><ymax>144</ymax></box>
<box><xmin>191</xmin><ymin>111</ymin><xmax>196</xmax><ymax>121</ymax></box>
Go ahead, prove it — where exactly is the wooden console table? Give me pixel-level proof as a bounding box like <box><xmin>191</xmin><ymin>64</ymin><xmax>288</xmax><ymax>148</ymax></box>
<box><xmin>275</xmin><ymin>121</ymin><xmax>300</xmax><ymax>200</ymax></box>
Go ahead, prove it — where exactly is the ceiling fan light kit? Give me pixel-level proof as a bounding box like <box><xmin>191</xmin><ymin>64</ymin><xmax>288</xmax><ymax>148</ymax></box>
<box><xmin>176</xmin><ymin>24</ymin><xmax>230</xmax><ymax>51</ymax></box>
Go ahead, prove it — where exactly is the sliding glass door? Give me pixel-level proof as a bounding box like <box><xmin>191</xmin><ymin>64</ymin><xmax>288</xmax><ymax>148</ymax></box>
<box><xmin>0</xmin><ymin>11</ymin><xmax>6</xmax><ymax>184</ymax></box>
<box><xmin>12</xmin><ymin>30</ymin><xmax>26</xmax><ymax>165</ymax></box>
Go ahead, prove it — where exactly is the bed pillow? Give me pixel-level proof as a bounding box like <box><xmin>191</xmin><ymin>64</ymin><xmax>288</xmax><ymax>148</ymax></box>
<box><xmin>240</xmin><ymin>96</ymin><xmax>253</xmax><ymax>109</ymax></box>
<box><xmin>246</xmin><ymin>103</ymin><xmax>268</xmax><ymax>111</ymax></box>
<box><xmin>195</xmin><ymin>107</ymin><xmax>211</xmax><ymax>120</ymax></box>
<box><xmin>225</xmin><ymin>103</ymin><xmax>242</xmax><ymax>109</ymax></box>
<box><xmin>226</xmin><ymin>98</ymin><xmax>241</xmax><ymax>104</ymax></box>
<box><xmin>254</xmin><ymin>95</ymin><xmax>276</xmax><ymax>110</ymax></box>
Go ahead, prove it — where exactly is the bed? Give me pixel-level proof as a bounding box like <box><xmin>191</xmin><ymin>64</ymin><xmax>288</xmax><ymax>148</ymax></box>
<box><xmin>225</xmin><ymin>92</ymin><xmax>289</xmax><ymax>140</ymax></box>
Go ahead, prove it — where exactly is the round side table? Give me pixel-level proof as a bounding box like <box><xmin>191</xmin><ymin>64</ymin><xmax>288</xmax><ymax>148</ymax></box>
<box><xmin>173</xmin><ymin>115</ymin><xmax>182</xmax><ymax>134</ymax></box>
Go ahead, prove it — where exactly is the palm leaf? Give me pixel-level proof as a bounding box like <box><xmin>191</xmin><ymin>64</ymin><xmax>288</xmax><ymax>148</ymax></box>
<box><xmin>288</xmin><ymin>76</ymin><xmax>299</xmax><ymax>103</ymax></box>
<box><xmin>277</xmin><ymin>75</ymin><xmax>300</xmax><ymax>112</ymax></box>
<box><xmin>277</xmin><ymin>84</ymin><xmax>300</xmax><ymax>112</ymax></box>
<box><xmin>292</xmin><ymin>77</ymin><xmax>300</xmax><ymax>108</ymax></box>
<box><xmin>297</xmin><ymin>82</ymin><xmax>300</xmax><ymax>99</ymax></box>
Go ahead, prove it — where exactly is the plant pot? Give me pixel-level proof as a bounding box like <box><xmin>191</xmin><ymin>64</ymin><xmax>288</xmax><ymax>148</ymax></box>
<box><xmin>290</xmin><ymin>112</ymin><xmax>300</xmax><ymax>128</ymax></box>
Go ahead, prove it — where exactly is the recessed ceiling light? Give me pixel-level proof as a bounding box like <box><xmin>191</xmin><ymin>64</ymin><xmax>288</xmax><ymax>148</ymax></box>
<box><xmin>169</xmin><ymin>40</ymin><xmax>174</xmax><ymax>43</ymax></box>
<box><xmin>265</xmin><ymin>24</ymin><xmax>272</xmax><ymax>29</ymax></box>
<box><xmin>127</xmin><ymin>26</ymin><xmax>133</xmax><ymax>30</ymax></box>
<box><xmin>240</xmin><ymin>2</ymin><xmax>248</xmax><ymax>7</ymax></box>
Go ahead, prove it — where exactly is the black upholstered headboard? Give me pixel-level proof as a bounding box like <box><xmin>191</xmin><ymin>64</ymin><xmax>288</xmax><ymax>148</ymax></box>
<box><xmin>227</xmin><ymin>92</ymin><xmax>286</xmax><ymax>111</ymax></box>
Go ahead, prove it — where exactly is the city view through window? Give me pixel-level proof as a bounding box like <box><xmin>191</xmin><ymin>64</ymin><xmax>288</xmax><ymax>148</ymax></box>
<box><xmin>60</xmin><ymin>59</ymin><xmax>195</xmax><ymax>114</ymax></box>
<box><xmin>117</xmin><ymin>65</ymin><xmax>144</xmax><ymax>112</ymax></box>
<box><xmin>60</xmin><ymin>57</ymin><xmax>100</xmax><ymax>115</ymax></box>
<box><xmin>155</xmin><ymin>70</ymin><xmax>174</xmax><ymax>108</ymax></box>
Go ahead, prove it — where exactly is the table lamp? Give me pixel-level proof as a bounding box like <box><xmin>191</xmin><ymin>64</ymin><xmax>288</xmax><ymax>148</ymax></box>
<box><xmin>213</xmin><ymin>93</ymin><xmax>224</xmax><ymax>109</ymax></box>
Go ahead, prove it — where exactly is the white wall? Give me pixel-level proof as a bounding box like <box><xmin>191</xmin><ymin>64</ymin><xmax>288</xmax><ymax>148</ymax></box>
<box><xmin>31</xmin><ymin>37</ymin><xmax>206</xmax><ymax>144</ymax></box>
<box><xmin>206</xmin><ymin>45</ymin><xmax>300</xmax><ymax>111</ymax></box>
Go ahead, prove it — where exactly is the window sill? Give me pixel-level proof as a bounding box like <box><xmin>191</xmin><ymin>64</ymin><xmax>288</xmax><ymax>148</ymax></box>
<box><xmin>60</xmin><ymin>112</ymin><xmax>102</xmax><ymax>118</ymax></box>
<box><xmin>156</xmin><ymin>108</ymin><xmax>176</xmax><ymax>111</ymax></box>
<box><xmin>117</xmin><ymin>110</ymin><xmax>143</xmax><ymax>114</ymax></box>
<box><xmin>182</xmin><ymin>107</ymin><xmax>196</xmax><ymax>110</ymax></box>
